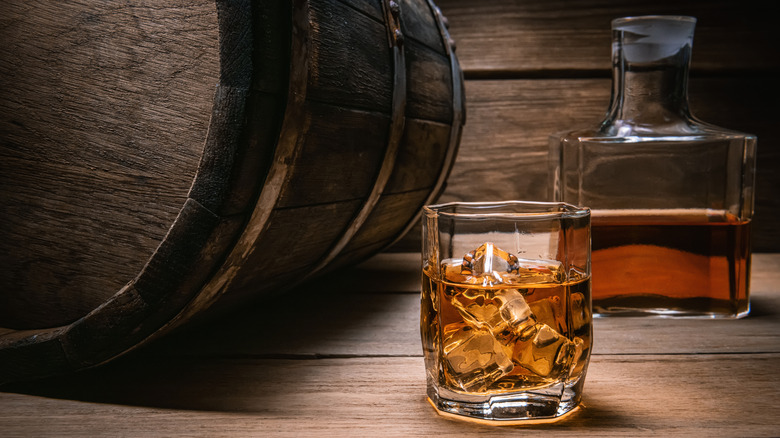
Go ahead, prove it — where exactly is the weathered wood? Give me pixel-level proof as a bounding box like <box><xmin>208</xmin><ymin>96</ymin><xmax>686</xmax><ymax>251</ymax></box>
<box><xmin>386</xmin><ymin>119</ymin><xmax>452</xmax><ymax>193</ymax></box>
<box><xmin>386</xmin><ymin>0</ymin><xmax>780</xmax><ymax>253</ymax></box>
<box><xmin>1</xmin><ymin>253</ymin><xmax>778</xmax><ymax>435</ymax></box>
<box><xmin>331</xmin><ymin>189</ymin><xmax>433</xmax><ymax>270</ymax></box>
<box><xmin>391</xmin><ymin>75</ymin><xmax>780</xmax><ymax>252</ymax></box>
<box><xmin>436</xmin><ymin>0</ymin><xmax>779</xmax><ymax>74</ymax></box>
<box><xmin>406</xmin><ymin>39</ymin><xmax>454</xmax><ymax>123</ymax></box>
<box><xmin>401</xmin><ymin>0</ymin><xmax>447</xmax><ymax>55</ymax></box>
<box><xmin>276</xmin><ymin>103</ymin><xmax>390</xmax><ymax>208</ymax></box>
<box><xmin>327</xmin><ymin>118</ymin><xmax>454</xmax><ymax>265</ymax></box>
<box><xmin>1</xmin><ymin>354</ymin><xmax>778</xmax><ymax>437</ymax></box>
<box><xmin>0</xmin><ymin>0</ymin><xmax>220</xmax><ymax>328</ymax></box>
<box><xmin>128</xmin><ymin>253</ymin><xmax>780</xmax><ymax>358</ymax></box>
<box><xmin>0</xmin><ymin>0</ymin><xmax>464</xmax><ymax>384</ymax></box>
<box><xmin>307</xmin><ymin>0</ymin><xmax>393</xmax><ymax>112</ymax></box>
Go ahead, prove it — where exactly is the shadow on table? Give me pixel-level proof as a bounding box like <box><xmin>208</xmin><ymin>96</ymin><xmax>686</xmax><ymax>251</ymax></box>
<box><xmin>746</xmin><ymin>295</ymin><xmax>779</xmax><ymax>318</ymax></box>
<box><xmin>1</xmin><ymin>263</ymin><xmax>419</xmax><ymax>413</ymax></box>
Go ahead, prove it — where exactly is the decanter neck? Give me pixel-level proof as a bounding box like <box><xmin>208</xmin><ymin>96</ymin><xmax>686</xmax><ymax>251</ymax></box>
<box><xmin>602</xmin><ymin>16</ymin><xmax>697</xmax><ymax>133</ymax></box>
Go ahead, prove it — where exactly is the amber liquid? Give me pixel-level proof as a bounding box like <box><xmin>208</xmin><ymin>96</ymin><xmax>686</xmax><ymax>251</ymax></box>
<box><xmin>590</xmin><ymin>209</ymin><xmax>751</xmax><ymax>317</ymax></box>
<box><xmin>421</xmin><ymin>260</ymin><xmax>592</xmax><ymax>395</ymax></box>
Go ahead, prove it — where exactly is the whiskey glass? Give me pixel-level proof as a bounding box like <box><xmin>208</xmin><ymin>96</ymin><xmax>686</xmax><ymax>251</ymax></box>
<box><xmin>420</xmin><ymin>201</ymin><xmax>592</xmax><ymax>423</ymax></box>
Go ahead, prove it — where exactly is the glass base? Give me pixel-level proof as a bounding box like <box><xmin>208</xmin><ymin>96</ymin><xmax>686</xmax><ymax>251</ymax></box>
<box><xmin>427</xmin><ymin>380</ymin><xmax>582</xmax><ymax>425</ymax></box>
<box><xmin>593</xmin><ymin>297</ymin><xmax>750</xmax><ymax>319</ymax></box>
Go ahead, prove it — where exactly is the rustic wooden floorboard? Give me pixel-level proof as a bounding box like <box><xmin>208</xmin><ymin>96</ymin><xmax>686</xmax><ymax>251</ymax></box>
<box><xmin>127</xmin><ymin>253</ymin><xmax>780</xmax><ymax>357</ymax></box>
<box><xmin>1</xmin><ymin>354</ymin><xmax>778</xmax><ymax>437</ymax></box>
<box><xmin>1</xmin><ymin>253</ymin><xmax>778</xmax><ymax>437</ymax></box>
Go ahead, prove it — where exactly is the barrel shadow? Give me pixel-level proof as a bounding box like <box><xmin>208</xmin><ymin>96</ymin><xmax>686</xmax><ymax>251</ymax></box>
<box><xmin>1</xmin><ymin>257</ymin><xmax>421</xmax><ymax>412</ymax></box>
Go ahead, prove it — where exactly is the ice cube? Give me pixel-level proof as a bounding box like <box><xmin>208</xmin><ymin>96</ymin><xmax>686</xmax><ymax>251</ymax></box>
<box><xmin>528</xmin><ymin>296</ymin><xmax>564</xmax><ymax>330</ymax></box>
<box><xmin>441</xmin><ymin>261</ymin><xmax>470</xmax><ymax>290</ymax></box>
<box><xmin>458</xmin><ymin>243</ymin><xmax>565</xmax><ymax>286</ymax></box>
<box><xmin>510</xmin><ymin>258</ymin><xmax>565</xmax><ymax>284</ymax></box>
<box><xmin>442</xmin><ymin>323</ymin><xmax>514</xmax><ymax>392</ymax></box>
<box><xmin>570</xmin><ymin>292</ymin><xmax>590</xmax><ymax>332</ymax></box>
<box><xmin>516</xmin><ymin>323</ymin><xmax>576</xmax><ymax>379</ymax></box>
<box><xmin>499</xmin><ymin>292</ymin><xmax>537</xmax><ymax>338</ymax></box>
<box><xmin>450</xmin><ymin>288</ymin><xmax>506</xmax><ymax>332</ymax></box>
<box><xmin>460</xmin><ymin>242</ymin><xmax>519</xmax><ymax>286</ymax></box>
<box><xmin>450</xmin><ymin>288</ymin><xmax>536</xmax><ymax>337</ymax></box>
<box><xmin>568</xmin><ymin>336</ymin><xmax>587</xmax><ymax>380</ymax></box>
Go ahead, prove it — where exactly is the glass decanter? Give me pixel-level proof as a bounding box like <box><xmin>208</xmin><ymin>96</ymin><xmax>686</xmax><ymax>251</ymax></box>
<box><xmin>549</xmin><ymin>15</ymin><xmax>757</xmax><ymax>318</ymax></box>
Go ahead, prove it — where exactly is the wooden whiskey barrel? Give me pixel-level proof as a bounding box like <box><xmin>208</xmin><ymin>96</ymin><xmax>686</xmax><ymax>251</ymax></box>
<box><xmin>0</xmin><ymin>0</ymin><xmax>464</xmax><ymax>384</ymax></box>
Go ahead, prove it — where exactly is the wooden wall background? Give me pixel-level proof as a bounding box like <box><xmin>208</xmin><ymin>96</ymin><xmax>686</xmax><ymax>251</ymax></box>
<box><xmin>392</xmin><ymin>0</ymin><xmax>779</xmax><ymax>252</ymax></box>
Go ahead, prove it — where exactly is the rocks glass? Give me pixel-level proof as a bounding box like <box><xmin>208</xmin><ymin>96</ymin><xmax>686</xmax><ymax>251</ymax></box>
<box><xmin>421</xmin><ymin>201</ymin><xmax>592</xmax><ymax>423</ymax></box>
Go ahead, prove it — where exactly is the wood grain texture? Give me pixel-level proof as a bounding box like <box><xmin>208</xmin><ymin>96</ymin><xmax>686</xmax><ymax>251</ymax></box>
<box><xmin>276</xmin><ymin>102</ymin><xmax>390</xmax><ymax>208</ymax></box>
<box><xmin>332</xmin><ymin>189</ymin><xmax>433</xmax><ymax>268</ymax></box>
<box><xmin>127</xmin><ymin>253</ymin><xmax>780</xmax><ymax>358</ymax></box>
<box><xmin>307</xmin><ymin>0</ymin><xmax>393</xmax><ymax>112</ymax></box>
<box><xmin>435</xmin><ymin>0</ymin><xmax>778</xmax><ymax>74</ymax></box>
<box><xmin>0</xmin><ymin>0</ymin><xmax>463</xmax><ymax>383</ymax></box>
<box><xmin>1</xmin><ymin>252</ymin><xmax>778</xmax><ymax>437</ymax></box>
<box><xmin>393</xmin><ymin>75</ymin><xmax>780</xmax><ymax>252</ymax></box>
<box><xmin>406</xmin><ymin>39</ymin><xmax>454</xmax><ymax>123</ymax></box>
<box><xmin>400</xmin><ymin>0</ymin><xmax>447</xmax><ymax>55</ymax></box>
<box><xmin>385</xmin><ymin>119</ymin><xmax>451</xmax><ymax>194</ymax></box>
<box><xmin>388</xmin><ymin>0</ymin><xmax>780</xmax><ymax>252</ymax></box>
<box><xmin>2</xmin><ymin>355</ymin><xmax>779</xmax><ymax>437</ymax></box>
<box><xmin>0</xmin><ymin>0</ymin><xmax>220</xmax><ymax>327</ymax></box>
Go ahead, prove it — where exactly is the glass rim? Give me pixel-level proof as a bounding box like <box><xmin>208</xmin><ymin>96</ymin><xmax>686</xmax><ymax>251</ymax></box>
<box><xmin>612</xmin><ymin>15</ymin><xmax>697</xmax><ymax>27</ymax></box>
<box><xmin>423</xmin><ymin>200</ymin><xmax>590</xmax><ymax>220</ymax></box>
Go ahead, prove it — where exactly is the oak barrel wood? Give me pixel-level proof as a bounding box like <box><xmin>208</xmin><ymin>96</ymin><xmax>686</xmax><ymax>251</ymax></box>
<box><xmin>0</xmin><ymin>0</ymin><xmax>464</xmax><ymax>384</ymax></box>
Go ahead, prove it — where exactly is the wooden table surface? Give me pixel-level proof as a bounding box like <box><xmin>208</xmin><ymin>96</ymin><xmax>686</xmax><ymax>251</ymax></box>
<box><xmin>2</xmin><ymin>253</ymin><xmax>779</xmax><ymax>437</ymax></box>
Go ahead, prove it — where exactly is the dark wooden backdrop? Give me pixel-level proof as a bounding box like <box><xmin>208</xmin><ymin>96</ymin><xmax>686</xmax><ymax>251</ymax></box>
<box><xmin>393</xmin><ymin>0</ymin><xmax>779</xmax><ymax>252</ymax></box>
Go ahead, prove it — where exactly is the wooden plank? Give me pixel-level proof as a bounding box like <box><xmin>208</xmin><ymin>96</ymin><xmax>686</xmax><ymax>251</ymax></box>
<box><xmin>442</xmin><ymin>79</ymin><xmax>610</xmax><ymax>204</ymax></box>
<box><xmin>338</xmin><ymin>0</ymin><xmax>384</xmax><ymax>22</ymax></box>
<box><xmin>342</xmin><ymin>189</ymin><xmax>430</xmax><ymax>251</ymax></box>
<box><xmin>435</xmin><ymin>0</ymin><xmax>779</xmax><ymax>74</ymax></box>
<box><xmin>2</xmin><ymin>354</ymin><xmax>779</xmax><ymax>436</ymax></box>
<box><xmin>202</xmin><ymin>198</ymin><xmax>423</xmax><ymax>317</ymax></box>
<box><xmin>386</xmin><ymin>119</ymin><xmax>451</xmax><ymax>194</ymax></box>
<box><xmin>307</xmin><ymin>0</ymin><xmax>393</xmax><ymax>112</ymax></box>
<box><xmin>391</xmin><ymin>77</ymin><xmax>780</xmax><ymax>252</ymax></box>
<box><xmin>136</xmin><ymin>254</ymin><xmax>780</xmax><ymax>358</ymax></box>
<box><xmin>405</xmin><ymin>39</ymin><xmax>454</xmax><ymax>123</ymax></box>
<box><xmin>439</xmin><ymin>77</ymin><xmax>778</xmax><ymax>205</ymax></box>
<box><xmin>223</xmin><ymin>200</ymin><xmax>365</xmax><ymax>295</ymax></box>
<box><xmin>276</xmin><ymin>102</ymin><xmax>389</xmax><ymax>208</ymax></box>
<box><xmin>401</xmin><ymin>0</ymin><xmax>446</xmax><ymax>55</ymax></box>
<box><xmin>1</xmin><ymin>253</ymin><xmax>778</xmax><ymax>435</ymax></box>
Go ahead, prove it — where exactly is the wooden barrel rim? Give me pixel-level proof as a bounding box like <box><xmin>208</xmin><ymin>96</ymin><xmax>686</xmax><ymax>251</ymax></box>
<box><xmin>0</xmin><ymin>0</ymin><xmax>258</xmax><ymax>383</ymax></box>
<box><xmin>0</xmin><ymin>0</ymin><xmax>464</xmax><ymax>385</ymax></box>
<box><xmin>387</xmin><ymin>0</ymin><xmax>464</xmax><ymax>248</ymax></box>
<box><xmin>160</xmin><ymin>0</ymin><xmax>465</xmax><ymax>330</ymax></box>
<box><xmin>310</xmin><ymin>0</ymin><xmax>408</xmax><ymax>274</ymax></box>
<box><xmin>151</xmin><ymin>0</ymin><xmax>313</xmax><ymax>332</ymax></box>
